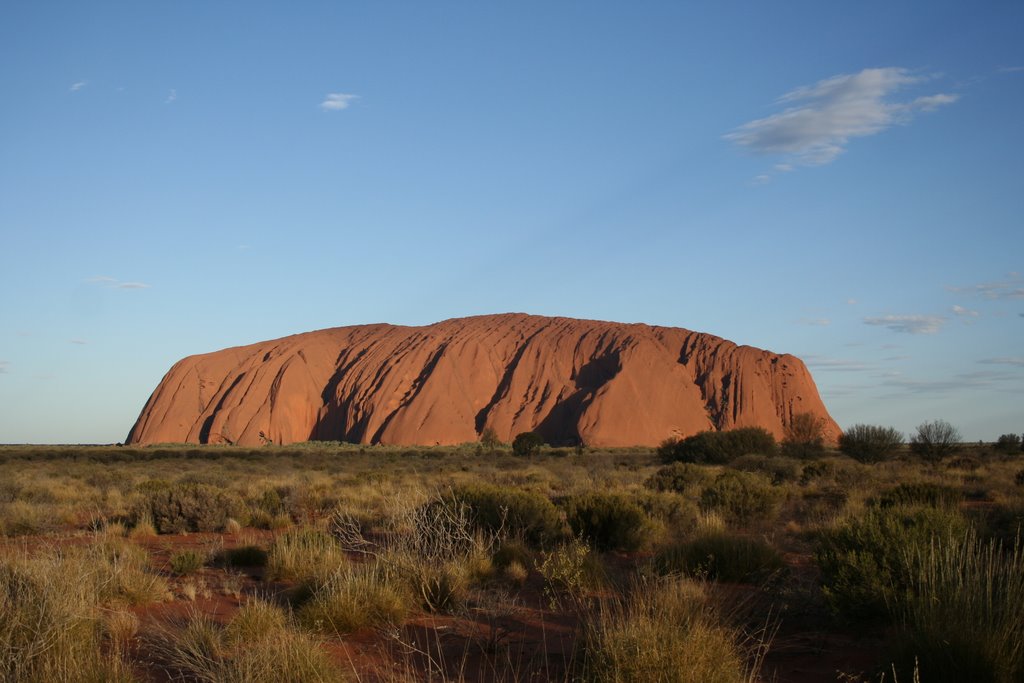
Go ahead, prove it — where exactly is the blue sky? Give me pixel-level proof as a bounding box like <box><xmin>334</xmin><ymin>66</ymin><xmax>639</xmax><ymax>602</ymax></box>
<box><xmin>1</xmin><ymin>1</ymin><xmax>1021</xmax><ymax>443</ymax></box>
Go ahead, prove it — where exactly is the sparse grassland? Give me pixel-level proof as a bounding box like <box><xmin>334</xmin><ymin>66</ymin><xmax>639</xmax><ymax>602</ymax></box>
<box><xmin>0</xmin><ymin>438</ymin><xmax>1021</xmax><ymax>681</ymax></box>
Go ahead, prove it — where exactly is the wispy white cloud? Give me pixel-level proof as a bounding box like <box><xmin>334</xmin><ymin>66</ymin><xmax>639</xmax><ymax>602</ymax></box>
<box><xmin>70</xmin><ymin>81</ymin><xmax>87</xmax><ymax>92</ymax></box>
<box><xmin>70</xmin><ymin>339</ymin><xmax>88</xmax><ymax>345</ymax></box>
<box><xmin>803</xmin><ymin>355</ymin><xmax>875</xmax><ymax>372</ymax></box>
<box><xmin>879</xmin><ymin>370</ymin><xmax>1022</xmax><ymax>396</ymax></box>
<box><xmin>320</xmin><ymin>93</ymin><xmax>358</xmax><ymax>111</ymax></box>
<box><xmin>978</xmin><ymin>357</ymin><xmax>1024</xmax><ymax>368</ymax></box>
<box><xmin>797</xmin><ymin>317</ymin><xmax>831</xmax><ymax>326</ymax></box>
<box><xmin>951</xmin><ymin>304</ymin><xmax>979</xmax><ymax>317</ymax></box>
<box><xmin>165</xmin><ymin>89</ymin><xmax>177</xmax><ymax>104</ymax></box>
<box><xmin>846</xmin><ymin>298</ymin><xmax>858</xmax><ymax>305</ymax></box>
<box><xmin>947</xmin><ymin>274</ymin><xmax>1024</xmax><ymax>300</ymax></box>
<box><xmin>85</xmin><ymin>276</ymin><xmax>151</xmax><ymax>290</ymax></box>
<box><xmin>725</xmin><ymin>67</ymin><xmax>958</xmax><ymax>171</ymax></box>
<box><xmin>864</xmin><ymin>314</ymin><xmax>945</xmax><ymax>334</ymax></box>
<box><xmin>998</xmin><ymin>66</ymin><xmax>1024</xmax><ymax>74</ymax></box>
<box><xmin>0</xmin><ymin>360</ymin><xmax>9</xmax><ymax>374</ymax></box>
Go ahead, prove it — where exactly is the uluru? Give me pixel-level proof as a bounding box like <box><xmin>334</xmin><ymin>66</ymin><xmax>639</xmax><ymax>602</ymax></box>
<box><xmin>126</xmin><ymin>313</ymin><xmax>839</xmax><ymax>447</ymax></box>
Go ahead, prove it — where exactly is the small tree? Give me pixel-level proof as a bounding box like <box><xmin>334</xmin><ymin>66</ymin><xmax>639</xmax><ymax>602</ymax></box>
<box><xmin>838</xmin><ymin>424</ymin><xmax>904</xmax><ymax>463</ymax></box>
<box><xmin>512</xmin><ymin>431</ymin><xmax>544</xmax><ymax>458</ymax></box>
<box><xmin>909</xmin><ymin>420</ymin><xmax>961</xmax><ymax>462</ymax></box>
<box><xmin>782</xmin><ymin>412</ymin><xmax>827</xmax><ymax>459</ymax></box>
<box><xmin>995</xmin><ymin>433</ymin><xmax>1022</xmax><ymax>454</ymax></box>
<box><xmin>480</xmin><ymin>427</ymin><xmax>502</xmax><ymax>451</ymax></box>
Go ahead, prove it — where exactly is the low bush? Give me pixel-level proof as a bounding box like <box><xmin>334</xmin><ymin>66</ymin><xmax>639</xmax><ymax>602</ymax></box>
<box><xmin>699</xmin><ymin>471</ymin><xmax>780</xmax><ymax>526</ymax></box>
<box><xmin>797</xmin><ymin>486</ymin><xmax>848</xmax><ymax>521</ymax></box>
<box><xmin>645</xmin><ymin>462</ymin><xmax>706</xmax><ymax>493</ymax></box>
<box><xmin>169</xmin><ymin>549</ymin><xmax>205</xmax><ymax>576</ymax></box>
<box><xmin>265</xmin><ymin>528</ymin><xmax>346</xmax><ymax>582</ymax></box>
<box><xmin>446</xmin><ymin>483</ymin><xmax>565</xmax><ymax>547</ymax></box>
<box><xmin>563</xmin><ymin>492</ymin><xmax>654</xmax><ymax>552</ymax></box>
<box><xmin>296</xmin><ymin>563</ymin><xmax>409</xmax><ymax>635</ymax></box>
<box><xmin>729</xmin><ymin>454</ymin><xmax>802</xmax><ymax>484</ymax></box>
<box><xmin>890</xmin><ymin>531</ymin><xmax>1024</xmax><ymax>682</ymax></box>
<box><xmin>153</xmin><ymin>610</ymin><xmax>342</xmax><ymax>683</ymax></box>
<box><xmin>658</xmin><ymin>427</ymin><xmax>777</xmax><ymax>465</ymax></box>
<box><xmin>838</xmin><ymin>424</ymin><xmax>903</xmax><ymax>463</ymax></box>
<box><xmin>633</xmin><ymin>491</ymin><xmax>699</xmax><ymax>531</ymax></box>
<box><xmin>218</xmin><ymin>545</ymin><xmax>269</xmax><ymax>568</ymax></box>
<box><xmin>815</xmin><ymin>505</ymin><xmax>969</xmax><ymax>621</ymax></box>
<box><xmin>653</xmin><ymin>531</ymin><xmax>786</xmax><ymax>583</ymax></box>
<box><xmin>582</xmin><ymin>577</ymin><xmax>758</xmax><ymax>683</ymax></box>
<box><xmin>875</xmin><ymin>482</ymin><xmax>963</xmax><ymax>509</ymax></box>
<box><xmin>536</xmin><ymin>537</ymin><xmax>604</xmax><ymax>607</ymax></box>
<box><xmin>140</xmin><ymin>483</ymin><xmax>238</xmax><ymax>534</ymax></box>
<box><xmin>0</xmin><ymin>550</ymin><xmax>136</xmax><ymax>681</ymax></box>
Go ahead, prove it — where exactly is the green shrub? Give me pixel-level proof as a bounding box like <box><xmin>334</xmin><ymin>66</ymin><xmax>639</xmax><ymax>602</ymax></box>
<box><xmin>511</xmin><ymin>431</ymin><xmax>544</xmax><ymax>457</ymax></box>
<box><xmin>799</xmin><ymin>460</ymin><xmax>837</xmax><ymax>485</ymax></box>
<box><xmin>653</xmin><ymin>532</ymin><xmax>786</xmax><ymax>583</ymax></box>
<box><xmin>218</xmin><ymin>545</ymin><xmax>268</xmax><ymax>568</ymax></box>
<box><xmin>141</xmin><ymin>483</ymin><xmax>237</xmax><ymax>534</ymax></box>
<box><xmin>729</xmin><ymin>454</ymin><xmax>802</xmax><ymax>484</ymax></box>
<box><xmin>658</xmin><ymin>427</ymin><xmax>777</xmax><ymax>465</ymax></box>
<box><xmin>563</xmin><ymin>492</ymin><xmax>654</xmax><ymax>552</ymax></box>
<box><xmin>633</xmin><ymin>491</ymin><xmax>699</xmax><ymax>530</ymax></box>
<box><xmin>798</xmin><ymin>486</ymin><xmax>848</xmax><ymax>520</ymax></box>
<box><xmin>536</xmin><ymin>537</ymin><xmax>604</xmax><ymax>606</ymax></box>
<box><xmin>446</xmin><ymin>483</ymin><xmax>565</xmax><ymax>547</ymax></box>
<box><xmin>492</xmin><ymin>539</ymin><xmax>534</xmax><ymax>571</ymax></box>
<box><xmin>815</xmin><ymin>505</ymin><xmax>969</xmax><ymax>621</ymax></box>
<box><xmin>698</xmin><ymin>471</ymin><xmax>780</xmax><ymax>525</ymax></box>
<box><xmin>838</xmin><ymin>424</ymin><xmax>903</xmax><ymax>463</ymax></box>
<box><xmin>875</xmin><ymin>482</ymin><xmax>963</xmax><ymax>509</ymax></box>
<box><xmin>645</xmin><ymin>462</ymin><xmax>707</xmax><ymax>493</ymax></box>
<box><xmin>169</xmin><ymin>549</ymin><xmax>205</xmax><ymax>576</ymax></box>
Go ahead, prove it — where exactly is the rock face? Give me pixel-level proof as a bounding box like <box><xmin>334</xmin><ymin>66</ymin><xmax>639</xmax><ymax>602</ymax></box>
<box><xmin>126</xmin><ymin>314</ymin><xmax>839</xmax><ymax>447</ymax></box>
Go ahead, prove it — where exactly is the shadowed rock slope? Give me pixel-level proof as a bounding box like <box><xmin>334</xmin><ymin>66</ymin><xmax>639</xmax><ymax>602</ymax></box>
<box><xmin>126</xmin><ymin>314</ymin><xmax>839</xmax><ymax>447</ymax></box>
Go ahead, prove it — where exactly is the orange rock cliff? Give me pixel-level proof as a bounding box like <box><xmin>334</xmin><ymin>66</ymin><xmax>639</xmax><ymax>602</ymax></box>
<box><xmin>126</xmin><ymin>314</ymin><xmax>840</xmax><ymax>447</ymax></box>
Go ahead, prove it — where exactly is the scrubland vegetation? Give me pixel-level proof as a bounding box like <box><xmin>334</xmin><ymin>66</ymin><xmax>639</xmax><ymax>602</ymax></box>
<box><xmin>1</xmin><ymin>422</ymin><xmax>1022</xmax><ymax>682</ymax></box>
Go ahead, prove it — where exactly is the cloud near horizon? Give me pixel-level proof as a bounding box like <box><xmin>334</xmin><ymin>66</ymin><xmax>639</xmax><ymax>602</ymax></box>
<box><xmin>69</xmin><ymin>81</ymin><xmax>87</xmax><ymax>92</ymax></box>
<box><xmin>947</xmin><ymin>274</ymin><xmax>1024</xmax><ymax>300</ymax></box>
<box><xmin>725</xmin><ymin>67</ymin><xmax>958</xmax><ymax>168</ymax></box>
<box><xmin>863</xmin><ymin>314</ymin><xmax>945</xmax><ymax>334</ymax></box>
<box><xmin>978</xmin><ymin>357</ymin><xmax>1024</xmax><ymax>367</ymax></box>
<box><xmin>320</xmin><ymin>93</ymin><xmax>358</xmax><ymax>111</ymax></box>
<box><xmin>0</xmin><ymin>361</ymin><xmax>9</xmax><ymax>374</ymax></box>
<box><xmin>85</xmin><ymin>275</ymin><xmax>151</xmax><ymax>290</ymax></box>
